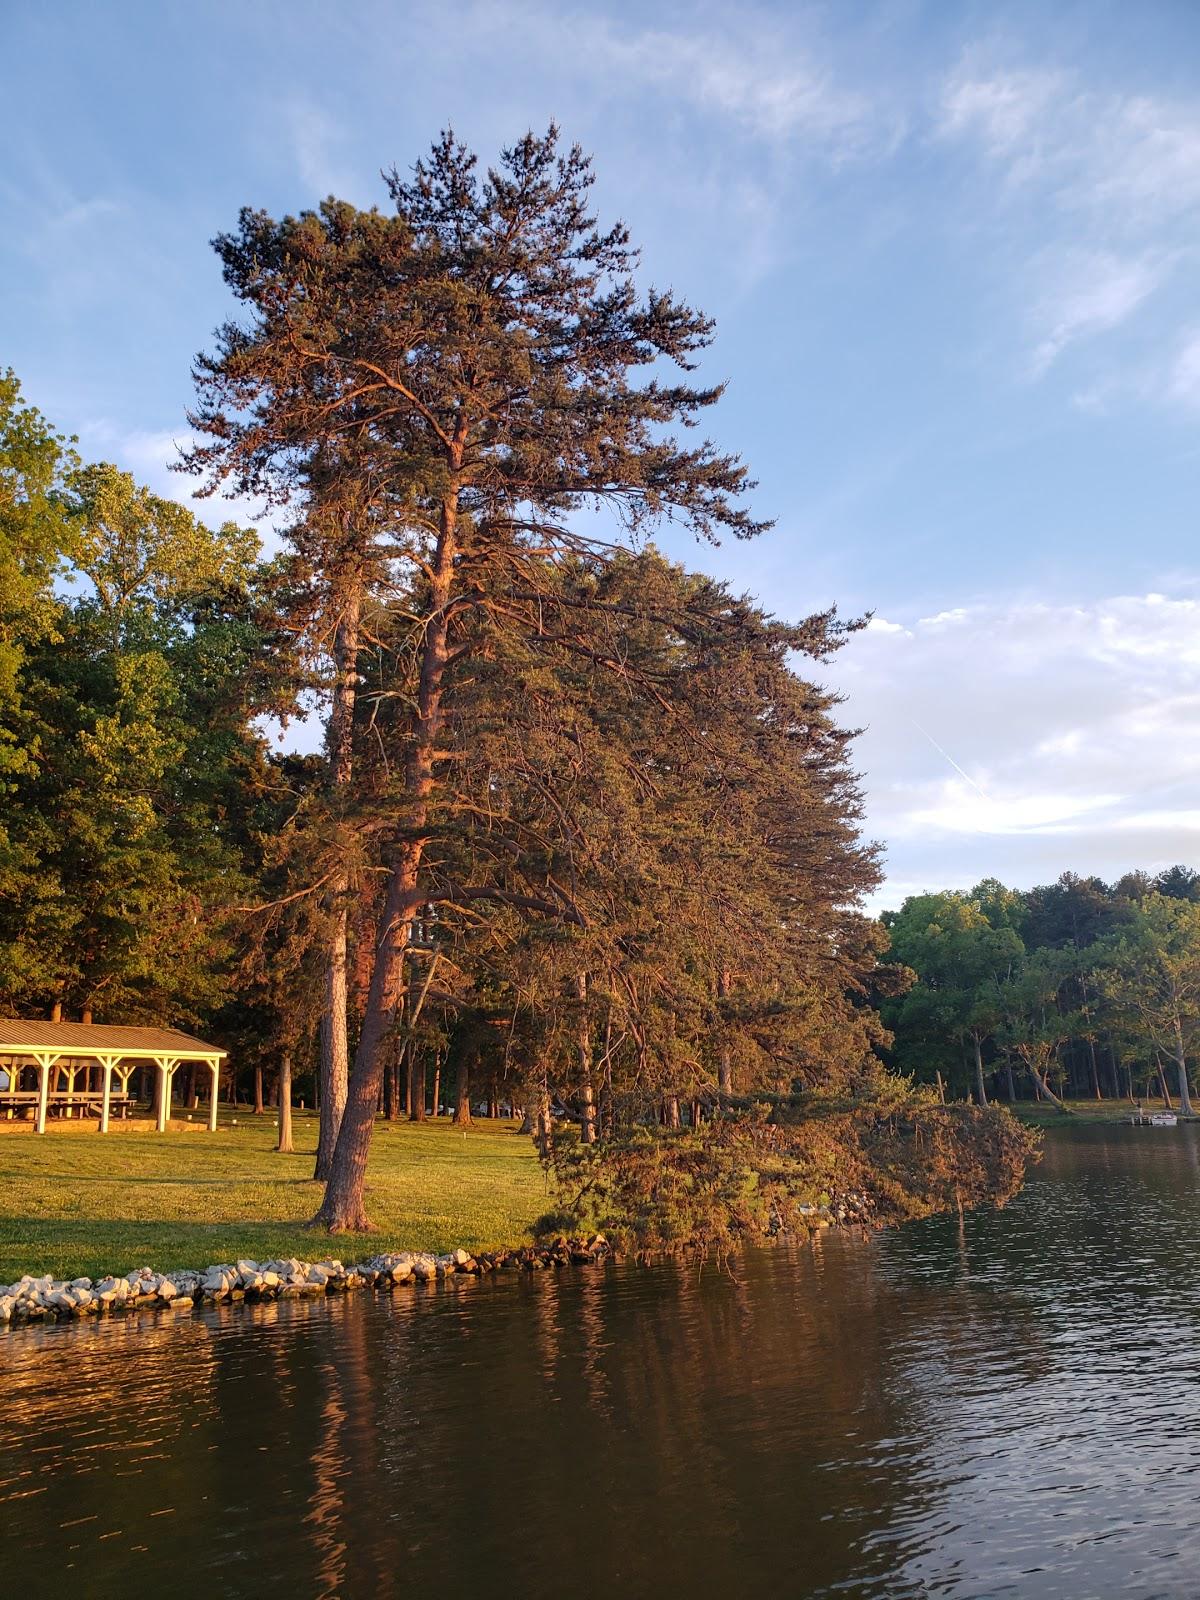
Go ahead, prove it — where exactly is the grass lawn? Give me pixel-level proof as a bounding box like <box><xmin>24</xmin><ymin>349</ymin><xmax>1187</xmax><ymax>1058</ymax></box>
<box><xmin>0</xmin><ymin>1112</ymin><xmax>552</xmax><ymax>1282</ymax></box>
<box><xmin>1010</xmin><ymin>1097</ymin><xmax>1181</xmax><ymax>1127</ymax></box>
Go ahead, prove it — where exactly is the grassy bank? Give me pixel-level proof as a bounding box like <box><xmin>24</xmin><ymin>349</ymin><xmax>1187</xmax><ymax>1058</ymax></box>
<box><xmin>1008</xmin><ymin>1098</ymin><xmax>1185</xmax><ymax>1128</ymax></box>
<box><xmin>0</xmin><ymin>1113</ymin><xmax>549</xmax><ymax>1282</ymax></box>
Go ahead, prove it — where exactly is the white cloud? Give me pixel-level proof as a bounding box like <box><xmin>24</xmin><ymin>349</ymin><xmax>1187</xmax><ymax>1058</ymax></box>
<box><xmin>938</xmin><ymin>57</ymin><xmax>1200</xmax><ymax>383</ymax></box>
<box><xmin>940</xmin><ymin>62</ymin><xmax>1200</xmax><ymax>225</ymax></box>
<box><xmin>284</xmin><ymin>100</ymin><xmax>362</xmax><ymax>201</ymax></box>
<box><xmin>1168</xmin><ymin>329</ymin><xmax>1200</xmax><ymax>407</ymax></box>
<box><xmin>1029</xmin><ymin>250</ymin><xmax>1166</xmax><ymax>375</ymax></box>
<box><xmin>829</xmin><ymin>592</ymin><xmax>1200</xmax><ymax>906</ymax></box>
<box><xmin>459</xmin><ymin>0</ymin><xmax>891</xmax><ymax>159</ymax></box>
<box><xmin>599</xmin><ymin>24</ymin><xmax>871</xmax><ymax>148</ymax></box>
<box><xmin>78</xmin><ymin>421</ymin><xmax>279</xmax><ymax>545</ymax></box>
<box><xmin>939</xmin><ymin>64</ymin><xmax>1065</xmax><ymax>170</ymax></box>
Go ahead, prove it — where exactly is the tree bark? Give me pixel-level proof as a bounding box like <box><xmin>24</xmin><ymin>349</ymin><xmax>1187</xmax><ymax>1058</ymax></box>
<box><xmin>431</xmin><ymin>1056</ymin><xmax>440</xmax><ymax>1117</ymax></box>
<box><xmin>1172</xmin><ymin>1019</ymin><xmax>1194</xmax><ymax>1115</ymax></box>
<box><xmin>1156</xmin><ymin>1054</ymin><xmax>1174</xmax><ymax>1109</ymax></box>
<box><xmin>410</xmin><ymin>1051</ymin><xmax>427</xmax><ymax>1121</ymax></box>
<box><xmin>277</xmin><ymin>1050</ymin><xmax>294</xmax><ymax>1153</ymax></box>
<box><xmin>313</xmin><ymin>481</ymin><xmax>459</xmax><ymax>1231</ymax></box>
<box><xmin>254</xmin><ymin>1064</ymin><xmax>265</xmax><ymax>1115</ymax></box>
<box><xmin>454</xmin><ymin>1053</ymin><xmax>472</xmax><ymax>1127</ymax></box>
<box><xmin>1024</xmin><ymin>1057</ymin><xmax>1071</xmax><ymax>1113</ymax></box>
<box><xmin>315</xmin><ymin>593</ymin><xmax>360</xmax><ymax>1181</ymax></box>
<box><xmin>972</xmin><ymin>1035</ymin><xmax>989</xmax><ymax>1108</ymax></box>
<box><xmin>576</xmin><ymin>973</ymin><xmax>596</xmax><ymax>1145</ymax></box>
<box><xmin>535</xmin><ymin>1081</ymin><xmax>554</xmax><ymax>1160</ymax></box>
<box><xmin>717</xmin><ymin>969</ymin><xmax>733</xmax><ymax>1099</ymax></box>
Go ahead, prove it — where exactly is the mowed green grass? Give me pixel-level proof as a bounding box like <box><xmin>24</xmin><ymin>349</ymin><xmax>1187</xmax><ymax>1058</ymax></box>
<box><xmin>0</xmin><ymin>1112</ymin><xmax>551</xmax><ymax>1281</ymax></box>
<box><xmin>1010</xmin><ymin>1098</ymin><xmax>1170</xmax><ymax>1127</ymax></box>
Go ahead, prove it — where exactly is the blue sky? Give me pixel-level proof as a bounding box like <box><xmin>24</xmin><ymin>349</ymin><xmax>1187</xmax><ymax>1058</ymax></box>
<box><xmin>6</xmin><ymin>0</ymin><xmax>1200</xmax><ymax>906</ymax></box>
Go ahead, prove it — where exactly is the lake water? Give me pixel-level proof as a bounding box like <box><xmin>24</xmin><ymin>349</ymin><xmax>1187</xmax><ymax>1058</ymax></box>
<box><xmin>4</xmin><ymin>1124</ymin><xmax>1200</xmax><ymax>1598</ymax></box>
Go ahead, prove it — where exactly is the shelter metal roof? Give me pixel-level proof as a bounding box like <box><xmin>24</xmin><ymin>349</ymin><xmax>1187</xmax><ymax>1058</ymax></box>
<box><xmin>0</xmin><ymin>1020</ymin><xmax>225</xmax><ymax>1057</ymax></box>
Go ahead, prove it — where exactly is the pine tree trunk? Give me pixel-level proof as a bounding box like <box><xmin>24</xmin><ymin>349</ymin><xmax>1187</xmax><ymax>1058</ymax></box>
<box><xmin>384</xmin><ymin>1049</ymin><xmax>398</xmax><ymax>1121</ymax></box>
<box><xmin>1025</xmin><ymin>1057</ymin><xmax>1071</xmax><ymax>1113</ymax></box>
<box><xmin>316</xmin><ymin>906</ymin><xmax>350</xmax><ymax>1178</ymax></box>
<box><xmin>1088</xmin><ymin>1040</ymin><xmax>1103</xmax><ymax>1099</ymax></box>
<box><xmin>576</xmin><ymin>973</ymin><xmax>596</xmax><ymax>1144</ymax></box>
<box><xmin>408</xmin><ymin>1051</ymin><xmax>424</xmax><ymax>1120</ymax></box>
<box><xmin>972</xmin><ymin>1035</ymin><xmax>989</xmax><ymax>1108</ymax></box>
<box><xmin>1172</xmin><ymin>1019</ymin><xmax>1194</xmax><ymax>1115</ymax></box>
<box><xmin>454</xmin><ymin>1053</ymin><xmax>472</xmax><ymax>1127</ymax></box>
<box><xmin>1157</xmin><ymin>1056</ymin><xmax>1174</xmax><ymax>1109</ymax></box>
<box><xmin>312</xmin><ymin>486</ymin><xmax>460</xmax><ymax>1231</ymax></box>
<box><xmin>277</xmin><ymin>1051</ymin><xmax>294</xmax><ymax>1153</ymax></box>
<box><xmin>254</xmin><ymin>1065</ymin><xmax>265</xmax><ymax>1115</ymax></box>
<box><xmin>431</xmin><ymin>1057</ymin><xmax>440</xmax><ymax>1117</ymax></box>
<box><xmin>536</xmin><ymin>1084</ymin><xmax>554</xmax><ymax>1160</ymax></box>
<box><xmin>665</xmin><ymin>1095</ymin><xmax>681</xmax><ymax>1129</ymax></box>
<box><xmin>1004</xmin><ymin>1059</ymin><xmax>1017</xmax><ymax>1103</ymax></box>
<box><xmin>410</xmin><ymin>1053</ymin><xmax>427</xmax><ymax>1121</ymax></box>
<box><xmin>717</xmin><ymin>969</ymin><xmax>733</xmax><ymax>1098</ymax></box>
<box><xmin>315</xmin><ymin>594</ymin><xmax>360</xmax><ymax>1182</ymax></box>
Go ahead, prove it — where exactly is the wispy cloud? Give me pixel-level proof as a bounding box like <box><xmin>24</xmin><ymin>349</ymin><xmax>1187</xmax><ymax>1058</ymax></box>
<box><xmin>78</xmin><ymin>421</ymin><xmax>277</xmax><ymax>543</ymax></box>
<box><xmin>1168</xmin><ymin>328</ymin><xmax>1200</xmax><ymax>407</ymax></box>
<box><xmin>593</xmin><ymin>22</ymin><xmax>873</xmax><ymax>149</ymax></box>
<box><xmin>829</xmin><ymin>592</ymin><xmax>1200</xmax><ymax>905</ymax></box>
<box><xmin>938</xmin><ymin>55</ymin><xmax>1200</xmax><ymax>384</ymax></box>
<box><xmin>1028</xmin><ymin>250</ymin><xmax>1167</xmax><ymax>375</ymax></box>
<box><xmin>938</xmin><ymin>64</ymin><xmax>1065</xmax><ymax>173</ymax></box>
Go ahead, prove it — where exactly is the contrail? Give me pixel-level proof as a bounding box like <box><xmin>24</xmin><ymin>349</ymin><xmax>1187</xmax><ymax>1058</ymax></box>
<box><xmin>910</xmin><ymin>717</ymin><xmax>992</xmax><ymax>803</ymax></box>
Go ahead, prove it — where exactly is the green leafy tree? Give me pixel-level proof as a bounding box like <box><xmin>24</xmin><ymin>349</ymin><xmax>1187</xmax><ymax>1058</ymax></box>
<box><xmin>1098</xmin><ymin>893</ymin><xmax>1200</xmax><ymax>1116</ymax></box>
<box><xmin>883</xmin><ymin>892</ymin><xmax>1023</xmax><ymax>1106</ymax></box>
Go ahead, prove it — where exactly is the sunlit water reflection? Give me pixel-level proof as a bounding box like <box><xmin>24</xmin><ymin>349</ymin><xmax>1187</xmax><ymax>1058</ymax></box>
<box><xmin>4</xmin><ymin>1125</ymin><xmax>1200</xmax><ymax>1597</ymax></box>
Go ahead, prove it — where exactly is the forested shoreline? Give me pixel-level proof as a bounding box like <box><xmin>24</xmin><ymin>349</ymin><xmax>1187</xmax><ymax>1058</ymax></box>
<box><xmin>2</xmin><ymin>128</ymin><xmax>1037</xmax><ymax>1244</ymax></box>
<box><xmin>885</xmin><ymin>871</ymin><xmax>1200</xmax><ymax>1115</ymax></box>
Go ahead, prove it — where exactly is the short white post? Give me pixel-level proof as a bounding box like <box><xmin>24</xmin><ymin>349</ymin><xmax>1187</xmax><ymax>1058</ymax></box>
<box><xmin>208</xmin><ymin>1059</ymin><xmax>219</xmax><ymax>1132</ymax></box>
<box><xmin>100</xmin><ymin>1060</ymin><xmax>113</xmax><ymax>1134</ymax></box>
<box><xmin>36</xmin><ymin>1058</ymin><xmax>50</xmax><ymax>1134</ymax></box>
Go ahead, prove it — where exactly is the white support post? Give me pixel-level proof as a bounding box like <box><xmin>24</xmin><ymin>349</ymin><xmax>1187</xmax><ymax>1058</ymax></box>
<box><xmin>35</xmin><ymin>1056</ymin><xmax>51</xmax><ymax>1134</ymax></box>
<box><xmin>99</xmin><ymin>1057</ymin><xmax>114</xmax><ymax>1134</ymax></box>
<box><xmin>155</xmin><ymin>1058</ymin><xmax>177</xmax><ymax>1133</ymax></box>
<box><xmin>208</xmin><ymin>1058</ymin><xmax>220</xmax><ymax>1132</ymax></box>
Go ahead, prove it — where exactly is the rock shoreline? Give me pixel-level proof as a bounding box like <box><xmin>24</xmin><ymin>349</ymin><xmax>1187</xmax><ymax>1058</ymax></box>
<box><xmin>0</xmin><ymin>1238</ymin><xmax>613</xmax><ymax>1327</ymax></box>
<box><xmin>0</xmin><ymin>1193</ymin><xmax>877</xmax><ymax>1330</ymax></box>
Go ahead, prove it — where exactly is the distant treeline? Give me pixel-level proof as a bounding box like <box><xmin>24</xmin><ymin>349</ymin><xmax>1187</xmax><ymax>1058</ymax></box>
<box><xmin>881</xmin><ymin>869</ymin><xmax>1200</xmax><ymax>1112</ymax></box>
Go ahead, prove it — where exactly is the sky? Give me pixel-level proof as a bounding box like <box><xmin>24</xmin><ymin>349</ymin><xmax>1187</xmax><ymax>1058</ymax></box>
<box><xmin>5</xmin><ymin>0</ymin><xmax>1200</xmax><ymax>909</ymax></box>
